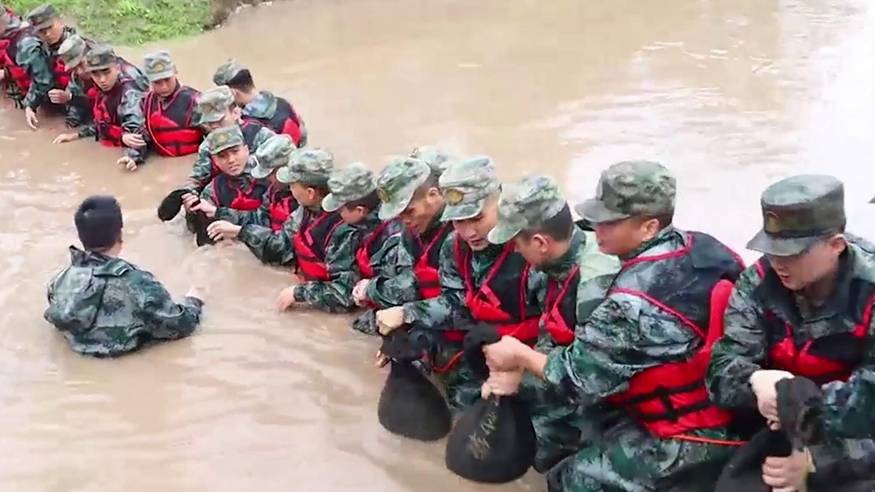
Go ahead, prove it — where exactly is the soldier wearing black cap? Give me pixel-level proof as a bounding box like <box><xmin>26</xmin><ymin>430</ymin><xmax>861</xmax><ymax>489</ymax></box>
<box><xmin>44</xmin><ymin>196</ymin><xmax>204</xmax><ymax>357</ymax></box>
<box><xmin>708</xmin><ymin>174</ymin><xmax>875</xmax><ymax>491</ymax></box>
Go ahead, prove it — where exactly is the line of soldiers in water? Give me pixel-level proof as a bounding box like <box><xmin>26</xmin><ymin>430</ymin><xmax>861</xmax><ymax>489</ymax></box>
<box><xmin>23</xmin><ymin>3</ymin><xmax>875</xmax><ymax>492</ymax></box>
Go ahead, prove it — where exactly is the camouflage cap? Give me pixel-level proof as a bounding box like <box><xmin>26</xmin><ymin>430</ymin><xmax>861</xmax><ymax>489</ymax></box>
<box><xmin>576</xmin><ymin>161</ymin><xmax>676</xmax><ymax>224</ymax></box>
<box><xmin>195</xmin><ymin>86</ymin><xmax>234</xmax><ymax>125</ymax></box>
<box><xmin>83</xmin><ymin>44</ymin><xmax>118</xmax><ymax>73</ymax></box>
<box><xmin>57</xmin><ymin>33</ymin><xmax>86</xmax><ymax>68</ymax></box>
<box><xmin>213</xmin><ymin>60</ymin><xmax>245</xmax><ymax>86</ymax></box>
<box><xmin>376</xmin><ymin>156</ymin><xmax>432</xmax><ymax>221</ymax></box>
<box><xmin>251</xmin><ymin>135</ymin><xmax>294</xmax><ymax>179</ymax></box>
<box><xmin>488</xmin><ymin>175</ymin><xmax>567</xmax><ymax>244</ymax></box>
<box><xmin>439</xmin><ymin>156</ymin><xmax>501</xmax><ymax>222</ymax></box>
<box><xmin>143</xmin><ymin>50</ymin><xmax>176</xmax><ymax>82</ymax></box>
<box><xmin>410</xmin><ymin>145</ymin><xmax>451</xmax><ymax>175</ymax></box>
<box><xmin>205</xmin><ymin>125</ymin><xmax>244</xmax><ymax>155</ymax></box>
<box><xmin>26</xmin><ymin>3</ymin><xmax>58</xmax><ymax>30</ymax></box>
<box><xmin>277</xmin><ymin>148</ymin><xmax>334</xmax><ymax>186</ymax></box>
<box><xmin>746</xmin><ymin>175</ymin><xmax>846</xmax><ymax>257</ymax></box>
<box><xmin>323</xmin><ymin>163</ymin><xmax>377</xmax><ymax>212</ymax></box>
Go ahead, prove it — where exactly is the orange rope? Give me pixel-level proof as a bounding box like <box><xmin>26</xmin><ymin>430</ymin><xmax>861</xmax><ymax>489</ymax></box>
<box><xmin>671</xmin><ymin>433</ymin><xmax>746</xmax><ymax>447</ymax></box>
<box><xmin>432</xmin><ymin>351</ymin><xmax>464</xmax><ymax>374</ymax></box>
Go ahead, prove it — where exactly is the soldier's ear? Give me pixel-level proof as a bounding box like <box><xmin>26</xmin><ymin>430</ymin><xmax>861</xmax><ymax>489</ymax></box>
<box><xmin>531</xmin><ymin>233</ymin><xmax>550</xmax><ymax>252</ymax></box>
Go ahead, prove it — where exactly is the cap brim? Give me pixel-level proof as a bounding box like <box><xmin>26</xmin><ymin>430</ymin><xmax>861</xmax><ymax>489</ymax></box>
<box><xmin>378</xmin><ymin>189</ymin><xmax>416</xmax><ymax>221</ymax></box>
<box><xmin>65</xmin><ymin>54</ymin><xmax>85</xmax><ymax>69</ymax></box>
<box><xmin>276</xmin><ymin>168</ymin><xmax>301</xmax><ymax>184</ymax></box>
<box><xmin>322</xmin><ymin>193</ymin><xmax>344</xmax><ymax>212</ymax></box>
<box><xmin>147</xmin><ymin>71</ymin><xmax>175</xmax><ymax>83</ymax></box>
<box><xmin>210</xmin><ymin>143</ymin><xmax>240</xmax><ymax>156</ymax></box>
<box><xmin>574</xmin><ymin>198</ymin><xmax>630</xmax><ymax>224</ymax></box>
<box><xmin>35</xmin><ymin>20</ymin><xmax>55</xmax><ymax>30</ymax></box>
<box><xmin>198</xmin><ymin>112</ymin><xmax>224</xmax><ymax>125</ymax></box>
<box><xmin>85</xmin><ymin>63</ymin><xmax>114</xmax><ymax>73</ymax></box>
<box><xmin>487</xmin><ymin>223</ymin><xmax>521</xmax><ymax>245</ymax></box>
<box><xmin>249</xmin><ymin>165</ymin><xmax>272</xmax><ymax>180</ymax></box>
<box><xmin>745</xmin><ymin>229</ymin><xmax>822</xmax><ymax>257</ymax></box>
<box><xmin>440</xmin><ymin>200</ymin><xmax>485</xmax><ymax>222</ymax></box>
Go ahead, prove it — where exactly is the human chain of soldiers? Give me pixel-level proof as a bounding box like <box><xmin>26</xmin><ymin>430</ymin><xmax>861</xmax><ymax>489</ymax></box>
<box><xmin>18</xmin><ymin>2</ymin><xmax>875</xmax><ymax>492</ymax></box>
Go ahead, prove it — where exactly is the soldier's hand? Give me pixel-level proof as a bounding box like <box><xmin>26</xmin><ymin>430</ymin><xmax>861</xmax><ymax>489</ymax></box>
<box><xmin>352</xmin><ymin>279</ymin><xmax>370</xmax><ymax>306</ymax></box>
<box><xmin>0</xmin><ymin>69</ymin><xmax>5</xmax><ymax>82</ymax></box>
<box><xmin>117</xmin><ymin>156</ymin><xmax>138</xmax><ymax>172</ymax></box>
<box><xmin>275</xmin><ymin>286</ymin><xmax>298</xmax><ymax>311</ymax></box>
<box><xmin>191</xmin><ymin>199</ymin><xmax>217</xmax><ymax>218</ymax></box>
<box><xmin>750</xmin><ymin>370</ymin><xmax>794</xmax><ymax>423</ymax></box>
<box><xmin>24</xmin><ymin>107</ymin><xmax>39</xmax><ymax>130</ymax></box>
<box><xmin>762</xmin><ymin>447</ymin><xmax>813</xmax><ymax>492</ymax></box>
<box><xmin>207</xmin><ymin>220</ymin><xmax>241</xmax><ymax>241</ymax></box>
<box><xmin>483</xmin><ymin>368</ymin><xmax>524</xmax><ymax>398</ymax></box>
<box><xmin>376</xmin><ymin>306</ymin><xmax>405</xmax><ymax>335</ymax></box>
<box><xmin>181</xmin><ymin>193</ymin><xmax>200</xmax><ymax>210</ymax></box>
<box><xmin>52</xmin><ymin>132</ymin><xmax>80</xmax><ymax>144</ymax></box>
<box><xmin>483</xmin><ymin>336</ymin><xmax>526</xmax><ymax>371</ymax></box>
<box><xmin>121</xmin><ymin>132</ymin><xmax>147</xmax><ymax>149</ymax></box>
<box><xmin>48</xmin><ymin>89</ymin><xmax>71</xmax><ymax>104</ymax></box>
<box><xmin>375</xmin><ymin>350</ymin><xmax>389</xmax><ymax>368</ymax></box>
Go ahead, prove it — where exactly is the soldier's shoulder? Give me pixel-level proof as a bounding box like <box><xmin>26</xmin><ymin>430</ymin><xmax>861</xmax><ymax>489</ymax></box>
<box><xmin>732</xmin><ymin>262</ymin><xmax>766</xmax><ymax>296</ymax></box>
<box><xmin>93</xmin><ymin>257</ymin><xmax>139</xmax><ymax>278</ymax></box>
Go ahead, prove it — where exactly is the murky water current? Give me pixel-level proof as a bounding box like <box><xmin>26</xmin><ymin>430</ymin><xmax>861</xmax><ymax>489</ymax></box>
<box><xmin>0</xmin><ymin>1</ymin><xmax>873</xmax><ymax>490</ymax></box>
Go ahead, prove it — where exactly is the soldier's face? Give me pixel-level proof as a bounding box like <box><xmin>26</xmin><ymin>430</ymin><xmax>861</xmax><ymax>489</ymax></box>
<box><xmin>453</xmin><ymin>197</ymin><xmax>499</xmax><ymax>251</ymax></box>
<box><xmin>151</xmin><ymin>75</ymin><xmax>178</xmax><ymax>98</ymax></box>
<box><xmin>38</xmin><ymin>20</ymin><xmax>65</xmax><ymax>45</ymax></box>
<box><xmin>767</xmin><ymin>235</ymin><xmax>846</xmax><ymax>291</ymax></box>
<box><xmin>91</xmin><ymin>66</ymin><xmax>121</xmax><ymax>92</ymax></box>
<box><xmin>594</xmin><ymin>216</ymin><xmax>659</xmax><ymax>256</ymax></box>
<box><xmin>214</xmin><ymin>145</ymin><xmax>248</xmax><ymax>176</ymax></box>
<box><xmin>399</xmin><ymin>187</ymin><xmax>442</xmax><ymax>234</ymax></box>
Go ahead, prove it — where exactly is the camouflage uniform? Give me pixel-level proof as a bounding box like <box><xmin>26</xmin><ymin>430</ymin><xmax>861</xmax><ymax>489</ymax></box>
<box><xmin>45</xmin><ymin>246</ymin><xmax>203</xmax><ymax>357</ymax></box>
<box><xmin>186</xmin><ymin>86</ymin><xmax>275</xmax><ymax>193</ymax></box>
<box><xmin>489</xmin><ymin>175</ymin><xmax>621</xmax><ymax>472</ymax></box>
<box><xmin>238</xmin><ymin>149</ymin><xmax>358</xmax><ymax>312</ymax></box>
<box><xmin>215</xmin><ymin>134</ymin><xmax>297</xmax><ymax>228</ymax></box>
<box><xmin>401</xmin><ymin>157</ymin><xmax>544</xmax><ymax>412</ymax></box>
<box><xmin>0</xmin><ymin>13</ymin><xmax>54</xmax><ymax>109</ymax></box>
<box><xmin>198</xmin><ymin>125</ymin><xmax>265</xmax><ymax>208</ymax></box>
<box><xmin>543</xmin><ymin>162</ymin><xmax>739</xmax><ymax>492</ymax></box>
<box><xmin>707</xmin><ymin>175</ymin><xmax>875</xmax><ymax>482</ymax></box>
<box><xmin>76</xmin><ymin>45</ymin><xmax>148</xmax><ymax>164</ymax></box>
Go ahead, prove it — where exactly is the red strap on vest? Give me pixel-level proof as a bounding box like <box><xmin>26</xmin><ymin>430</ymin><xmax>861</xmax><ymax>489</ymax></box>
<box><xmin>293</xmin><ymin>212</ymin><xmax>342</xmax><ymax>282</ymax></box>
<box><xmin>541</xmin><ymin>265</ymin><xmax>581</xmax><ymax>346</ymax></box>
<box><xmin>145</xmin><ymin>89</ymin><xmax>202</xmax><ymax>157</ymax></box>
<box><xmin>412</xmin><ymin>223</ymin><xmax>451</xmax><ymax>299</ymax></box>
<box><xmin>356</xmin><ymin>220</ymin><xmax>392</xmax><ymax>279</ymax></box>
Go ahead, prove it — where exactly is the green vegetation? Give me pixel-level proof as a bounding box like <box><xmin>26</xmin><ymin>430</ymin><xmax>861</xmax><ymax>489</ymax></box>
<box><xmin>8</xmin><ymin>0</ymin><xmax>214</xmax><ymax>45</ymax></box>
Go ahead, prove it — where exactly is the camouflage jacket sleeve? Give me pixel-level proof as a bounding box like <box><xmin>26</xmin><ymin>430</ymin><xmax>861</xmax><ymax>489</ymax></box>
<box><xmin>705</xmin><ymin>266</ymin><xmax>766</xmax><ymax>410</ymax></box>
<box><xmin>119</xmin><ymin>88</ymin><xmax>148</xmax><ymax>163</ymax></box>
<box><xmin>77</xmin><ymin>121</ymin><xmax>97</xmax><ymax>138</ymax></box>
<box><xmin>17</xmin><ymin>37</ymin><xmax>54</xmax><ymax>110</ymax></box>
<box><xmin>365</xmin><ymin>234</ymin><xmax>421</xmax><ymax>308</ymax></box>
<box><xmin>131</xmin><ymin>269</ymin><xmax>203</xmax><ymax>339</ymax></box>
<box><xmin>402</xmin><ymin>233</ymin><xmax>466</xmax><ymax>330</ymax></box>
<box><xmin>293</xmin><ymin>224</ymin><xmax>361</xmax><ymax>313</ymax></box>
<box><xmin>64</xmin><ymin>78</ymin><xmax>91</xmax><ymax>128</ymax></box>
<box><xmin>822</xmin><ymin>367</ymin><xmax>875</xmax><ymax>439</ymax></box>
<box><xmin>186</xmin><ymin>141</ymin><xmax>214</xmax><ymax>193</ymax></box>
<box><xmin>237</xmin><ymin>206</ymin><xmax>300</xmax><ymax>267</ymax></box>
<box><xmin>543</xmin><ymin>291</ymin><xmax>704</xmax><ymax>407</ymax></box>
<box><xmin>199</xmin><ymin>182</ymin><xmax>216</xmax><ymax>204</ymax></box>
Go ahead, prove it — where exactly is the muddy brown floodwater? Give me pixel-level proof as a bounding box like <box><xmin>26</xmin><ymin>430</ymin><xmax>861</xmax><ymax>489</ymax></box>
<box><xmin>0</xmin><ymin>0</ymin><xmax>873</xmax><ymax>491</ymax></box>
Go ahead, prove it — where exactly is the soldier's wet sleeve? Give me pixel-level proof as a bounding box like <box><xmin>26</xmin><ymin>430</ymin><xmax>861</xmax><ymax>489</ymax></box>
<box><xmin>186</xmin><ymin>142</ymin><xmax>214</xmax><ymax>193</ymax></box>
<box><xmin>705</xmin><ymin>268</ymin><xmax>766</xmax><ymax>411</ymax></box>
<box><xmin>17</xmin><ymin>37</ymin><xmax>53</xmax><ymax>110</ymax></box>
<box><xmin>77</xmin><ymin>122</ymin><xmax>97</xmax><ymax>138</ymax></box>
<box><xmin>293</xmin><ymin>225</ymin><xmax>361</xmax><ymax>313</ymax></box>
<box><xmin>119</xmin><ymin>88</ymin><xmax>148</xmax><ymax>163</ymax></box>
<box><xmin>131</xmin><ymin>270</ymin><xmax>203</xmax><ymax>339</ymax></box>
<box><xmin>64</xmin><ymin>79</ymin><xmax>90</xmax><ymax>128</ymax></box>
<box><xmin>822</xmin><ymin>368</ymin><xmax>875</xmax><ymax>439</ymax></box>
<box><xmin>543</xmin><ymin>293</ymin><xmax>702</xmax><ymax>407</ymax></box>
<box><xmin>365</xmin><ymin>236</ymin><xmax>420</xmax><ymax>308</ymax></box>
<box><xmin>199</xmin><ymin>182</ymin><xmax>216</xmax><ymax>204</ymax></box>
<box><xmin>402</xmin><ymin>234</ymin><xmax>466</xmax><ymax>330</ymax></box>
<box><xmin>237</xmin><ymin>207</ymin><xmax>299</xmax><ymax>267</ymax></box>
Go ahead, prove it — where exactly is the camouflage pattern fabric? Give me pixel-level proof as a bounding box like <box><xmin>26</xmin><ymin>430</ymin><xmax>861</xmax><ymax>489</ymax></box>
<box><xmin>186</xmin><ymin>122</ymin><xmax>274</xmax><ymax>193</ymax></box>
<box><xmin>575</xmin><ymin>160</ymin><xmax>676</xmax><ymax>224</ymax></box>
<box><xmin>1</xmin><ymin>20</ymin><xmax>54</xmax><ymax>109</ymax></box>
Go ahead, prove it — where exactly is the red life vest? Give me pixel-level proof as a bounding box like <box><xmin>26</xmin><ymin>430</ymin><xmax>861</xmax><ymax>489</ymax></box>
<box><xmin>144</xmin><ymin>85</ymin><xmax>203</xmax><ymax>157</ymax></box>
<box><xmin>443</xmin><ymin>237</ymin><xmax>540</xmax><ymax>344</ymax></box>
<box><xmin>605</xmin><ymin>232</ymin><xmax>745</xmax><ymax>439</ymax></box>
<box><xmin>0</xmin><ymin>26</ymin><xmax>34</xmax><ymax>95</ymax></box>
<box><xmin>292</xmin><ymin>209</ymin><xmax>344</xmax><ymax>281</ymax></box>
<box><xmin>92</xmin><ymin>77</ymin><xmax>139</xmax><ymax>147</ymax></box>
<box><xmin>753</xmin><ymin>258</ymin><xmax>875</xmax><ymax>385</ymax></box>
<box><xmin>542</xmin><ymin>265</ymin><xmax>581</xmax><ymax>346</ymax></box>
<box><xmin>245</xmin><ymin>96</ymin><xmax>304</xmax><ymax>146</ymax></box>
<box><xmin>50</xmin><ymin>54</ymin><xmax>70</xmax><ymax>89</ymax></box>
<box><xmin>209</xmin><ymin>174</ymin><xmax>266</xmax><ymax>211</ymax></box>
<box><xmin>266</xmin><ymin>185</ymin><xmax>297</xmax><ymax>232</ymax></box>
<box><xmin>356</xmin><ymin>219</ymin><xmax>401</xmax><ymax>279</ymax></box>
<box><xmin>403</xmin><ymin>222</ymin><xmax>453</xmax><ymax>300</ymax></box>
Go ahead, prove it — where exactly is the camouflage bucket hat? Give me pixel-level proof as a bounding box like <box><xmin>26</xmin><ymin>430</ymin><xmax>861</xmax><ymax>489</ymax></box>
<box><xmin>439</xmin><ymin>156</ymin><xmax>501</xmax><ymax>222</ymax></box>
<box><xmin>213</xmin><ymin>60</ymin><xmax>245</xmax><ymax>86</ymax></box>
<box><xmin>277</xmin><ymin>148</ymin><xmax>334</xmax><ymax>186</ymax></box>
<box><xmin>83</xmin><ymin>44</ymin><xmax>117</xmax><ymax>73</ymax></box>
<box><xmin>57</xmin><ymin>34</ymin><xmax>86</xmax><ymax>68</ymax></box>
<box><xmin>143</xmin><ymin>50</ymin><xmax>176</xmax><ymax>82</ymax></box>
<box><xmin>206</xmin><ymin>125</ymin><xmax>244</xmax><ymax>155</ymax></box>
<box><xmin>251</xmin><ymin>135</ymin><xmax>294</xmax><ymax>179</ymax></box>
<box><xmin>575</xmin><ymin>160</ymin><xmax>676</xmax><ymax>224</ymax></box>
<box><xmin>488</xmin><ymin>175</ymin><xmax>567</xmax><ymax>245</ymax></box>
<box><xmin>376</xmin><ymin>156</ymin><xmax>432</xmax><ymax>221</ymax></box>
<box><xmin>746</xmin><ymin>175</ymin><xmax>846</xmax><ymax>257</ymax></box>
<box><xmin>322</xmin><ymin>163</ymin><xmax>377</xmax><ymax>212</ymax></box>
<box><xmin>410</xmin><ymin>145</ymin><xmax>451</xmax><ymax>175</ymax></box>
<box><xmin>26</xmin><ymin>3</ymin><xmax>57</xmax><ymax>30</ymax></box>
<box><xmin>194</xmin><ymin>86</ymin><xmax>234</xmax><ymax>125</ymax></box>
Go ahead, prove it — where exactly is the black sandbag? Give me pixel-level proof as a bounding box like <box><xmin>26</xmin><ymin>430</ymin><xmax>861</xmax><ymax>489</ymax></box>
<box><xmin>445</xmin><ymin>325</ymin><xmax>536</xmax><ymax>483</ymax></box>
<box><xmin>377</xmin><ymin>330</ymin><xmax>451</xmax><ymax>441</ymax></box>
<box><xmin>157</xmin><ymin>189</ymin><xmax>189</xmax><ymax>221</ymax></box>
<box><xmin>188</xmin><ymin>211</ymin><xmax>216</xmax><ymax>247</ymax></box>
